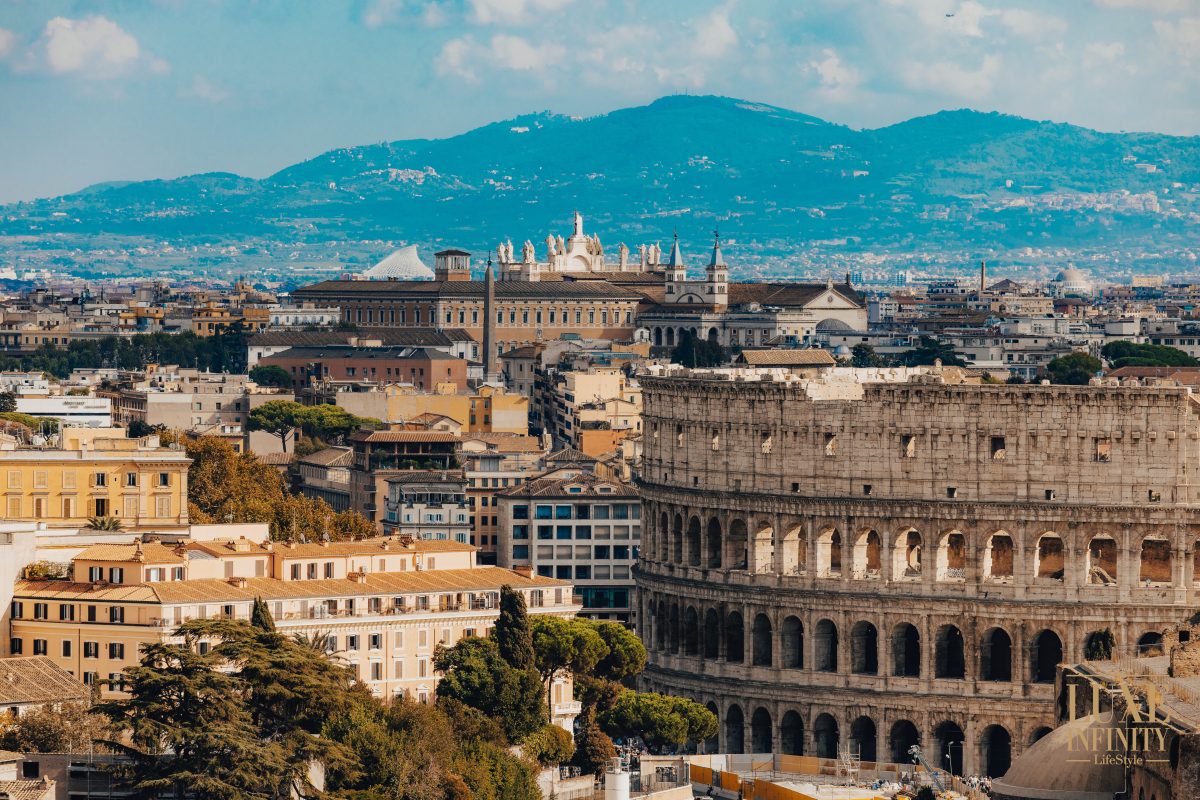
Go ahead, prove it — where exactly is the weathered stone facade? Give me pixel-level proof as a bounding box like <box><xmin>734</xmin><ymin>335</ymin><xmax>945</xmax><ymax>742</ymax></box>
<box><xmin>635</xmin><ymin>366</ymin><xmax>1200</xmax><ymax>778</ymax></box>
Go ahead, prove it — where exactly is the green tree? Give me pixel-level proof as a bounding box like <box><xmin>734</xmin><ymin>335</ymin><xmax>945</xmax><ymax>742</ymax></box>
<box><xmin>592</xmin><ymin>621</ymin><xmax>647</xmax><ymax>682</ymax></box>
<box><xmin>85</xmin><ymin>516</ymin><xmax>123</xmax><ymax>531</ymax></box>
<box><xmin>248</xmin><ymin>399</ymin><xmax>308</xmax><ymax>453</ymax></box>
<box><xmin>598</xmin><ymin>691</ymin><xmax>718</xmax><ymax>754</ymax></box>
<box><xmin>0</xmin><ymin>391</ymin><xmax>16</xmax><ymax>412</ymax></box>
<box><xmin>521</xmin><ymin>723</ymin><xmax>575</xmax><ymax>767</ymax></box>
<box><xmin>1085</xmin><ymin>628</ymin><xmax>1115</xmax><ymax>660</ymax></box>
<box><xmin>0</xmin><ymin>412</ymin><xmax>58</xmax><ymax>435</ymax></box>
<box><xmin>1045</xmin><ymin>352</ymin><xmax>1102</xmax><ymax>385</ymax></box>
<box><xmin>0</xmin><ymin>702</ymin><xmax>110</xmax><ymax>753</ymax></box>
<box><xmin>850</xmin><ymin>343</ymin><xmax>886</xmax><ymax>368</ymax></box>
<box><xmin>248</xmin><ymin>365</ymin><xmax>294</xmax><ymax>389</ymax></box>
<box><xmin>433</xmin><ymin>637</ymin><xmax>546</xmax><ymax>742</ymax></box>
<box><xmin>897</xmin><ymin>336</ymin><xmax>967</xmax><ymax>367</ymax></box>
<box><xmin>250</xmin><ymin>597</ymin><xmax>275</xmax><ymax>632</ymax></box>
<box><xmin>495</xmin><ymin>586</ymin><xmax>536</xmax><ymax>670</ymax></box>
<box><xmin>1101</xmin><ymin>340</ymin><xmax>1198</xmax><ymax>369</ymax></box>
<box><xmin>572</xmin><ymin>708</ymin><xmax>616</xmax><ymax>776</ymax></box>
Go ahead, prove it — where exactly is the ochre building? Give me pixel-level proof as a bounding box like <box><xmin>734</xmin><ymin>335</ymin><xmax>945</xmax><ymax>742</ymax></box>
<box><xmin>635</xmin><ymin>365</ymin><xmax>1197</xmax><ymax>779</ymax></box>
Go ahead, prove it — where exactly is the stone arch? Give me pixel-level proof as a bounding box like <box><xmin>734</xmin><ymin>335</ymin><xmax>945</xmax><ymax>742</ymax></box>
<box><xmin>671</xmin><ymin>514</ymin><xmax>684</xmax><ymax>564</ymax></box>
<box><xmin>850</xmin><ymin>716</ymin><xmax>877</xmax><ymax>763</ymax></box>
<box><xmin>981</xmin><ymin>724</ymin><xmax>1012</xmax><ymax>777</ymax></box>
<box><xmin>892</xmin><ymin>529</ymin><xmax>923</xmax><ymax>579</ymax></box>
<box><xmin>751</xmin><ymin>707</ymin><xmax>773</xmax><ymax>753</ymax></box>
<box><xmin>724</xmin><ymin>704</ymin><xmax>745</xmax><ymax>754</ymax></box>
<box><xmin>685</xmin><ymin>516</ymin><xmax>702</xmax><ymax>567</ymax></box>
<box><xmin>683</xmin><ymin>606</ymin><xmax>699</xmax><ymax>656</ymax></box>
<box><xmin>653</xmin><ymin>327</ymin><xmax>663</xmax><ymax>347</ymax></box>
<box><xmin>705</xmin><ymin>518</ymin><xmax>722</xmax><ymax>569</ymax></box>
<box><xmin>780</xmin><ymin>521</ymin><xmax>805</xmax><ymax>575</ymax></box>
<box><xmin>935</xmin><ymin>530</ymin><xmax>967</xmax><ymax>581</ymax></box>
<box><xmin>658</xmin><ymin>511</ymin><xmax>670</xmax><ymax>561</ymax></box>
<box><xmin>707</xmin><ymin>327</ymin><xmax>719</xmax><ymax>345</ymax></box>
<box><xmin>781</xmin><ymin>615</ymin><xmax>804</xmax><ymax>669</ymax></box>
<box><xmin>982</xmin><ymin>530</ymin><xmax>1015</xmax><ymax>581</ymax></box>
<box><xmin>780</xmin><ymin>710</ymin><xmax>804</xmax><ymax>755</ymax></box>
<box><xmin>725</xmin><ymin>610</ymin><xmax>744</xmax><ymax>663</ymax></box>
<box><xmin>1031</xmin><ymin>629</ymin><xmax>1063</xmax><ymax>683</ymax></box>
<box><xmin>1138</xmin><ymin>631</ymin><xmax>1165</xmax><ymax>656</ymax></box>
<box><xmin>852</xmin><ymin>529</ymin><xmax>882</xmax><ymax>580</ymax></box>
<box><xmin>704</xmin><ymin>702</ymin><xmax>720</xmax><ymax>752</ymax></box>
<box><xmin>850</xmin><ymin>620</ymin><xmax>879</xmax><ymax>675</ymax></box>
<box><xmin>891</xmin><ymin>622</ymin><xmax>920</xmax><ymax>677</ymax></box>
<box><xmin>1086</xmin><ymin>534</ymin><xmax>1119</xmax><ymax>585</ymax></box>
<box><xmin>1035</xmin><ymin>532</ymin><xmax>1065</xmax><ymax>581</ymax></box>
<box><xmin>654</xmin><ymin>599</ymin><xmax>667</xmax><ymax>652</ymax></box>
<box><xmin>980</xmin><ymin>626</ymin><xmax>1013</xmax><ymax>681</ymax></box>
<box><xmin>703</xmin><ymin>609</ymin><xmax>720</xmax><ymax>660</ymax></box>
<box><xmin>668</xmin><ymin>603</ymin><xmax>680</xmax><ymax>654</ymax></box>
<box><xmin>1030</xmin><ymin>726</ymin><xmax>1053</xmax><ymax>745</ymax></box>
<box><xmin>935</xmin><ymin>624</ymin><xmax>966</xmax><ymax>679</ymax></box>
<box><xmin>815</xmin><ymin>618</ymin><xmax>839</xmax><ymax>672</ymax></box>
<box><xmin>812</xmin><ymin>713</ymin><xmax>839</xmax><ymax>759</ymax></box>
<box><xmin>752</xmin><ymin>613</ymin><xmax>773</xmax><ymax>667</ymax></box>
<box><xmin>1083</xmin><ymin>628</ymin><xmax>1115</xmax><ymax>660</ymax></box>
<box><xmin>666</xmin><ymin>328</ymin><xmax>676</xmax><ymax>347</ymax></box>
<box><xmin>816</xmin><ymin>527</ymin><xmax>843</xmax><ymax>577</ymax></box>
<box><xmin>933</xmin><ymin>720</ymin><xmax>966</xmax><ymax>776</ymax></box>
<box><xmin>726</xmin><ymin>518</ymin><xmax>748</xmax><ymax>570</ymax></box>
<box><xmin>1139</xmin><ymin>536</ymin><xmax>1173</xmax><ymax>586</ymax></box>
<box><xmin>1193</xmin><ymin>539</ymin><xmax>1200</xmax><ymax>586</ymax></box>
<box><xmin>750</xmin><ymin>520</ymin><xmax>774</xmax><ymax>574</ymax></box>
<box><xmin>889</xmin><ymin>719</ymin><xmax>921</xmax><ymax>765</ymax></box>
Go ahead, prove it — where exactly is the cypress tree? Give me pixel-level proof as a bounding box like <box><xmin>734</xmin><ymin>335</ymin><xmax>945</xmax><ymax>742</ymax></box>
<box><xmin>494</xmin><ymin>585</ymin><xmax>535</xmax><ymax>669</ymax></box>
<box><xmin>250</xmin><ymin>596</ymin><xmax>276</xmax><ymax>632</ymax></box>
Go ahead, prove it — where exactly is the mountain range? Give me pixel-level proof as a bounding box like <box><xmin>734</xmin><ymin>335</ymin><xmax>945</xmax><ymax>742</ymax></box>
<box><xmin>2</xmin><ymin>95</ymin><xmax>1198</xmax><ymax>281</ymax></box>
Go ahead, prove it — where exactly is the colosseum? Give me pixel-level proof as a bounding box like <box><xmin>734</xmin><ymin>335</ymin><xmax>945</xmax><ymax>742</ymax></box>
<box><xmin>635</xmin><ymin>364</ymin><xmax>1198</xmax><ymax>778</ymax></box>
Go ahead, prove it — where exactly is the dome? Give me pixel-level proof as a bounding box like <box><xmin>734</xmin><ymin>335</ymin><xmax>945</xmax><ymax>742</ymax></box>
<box><xmin>361</xmin><ymin>244</ymin><xmax>434</xmax><ymax>280</ymax></box>
<box><xmin>1055</xmin><ymin>267</ymin><xmax>1088</xmax><ymax>283</ymax></box>
<box><xmin>991</xmin><ymin>715</ymin><xmax>1125</xmax><ymax>800</ymax></box>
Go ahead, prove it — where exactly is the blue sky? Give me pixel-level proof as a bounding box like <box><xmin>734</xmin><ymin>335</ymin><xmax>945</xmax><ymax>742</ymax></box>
<box><xmin>0</xmin><ymin>0</ymin><xmax>1197</xmax><ymax>203</ymax></box>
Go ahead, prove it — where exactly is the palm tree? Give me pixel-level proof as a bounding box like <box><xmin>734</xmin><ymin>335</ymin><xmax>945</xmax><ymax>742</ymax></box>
<box><xmin>291</xmin><ymin>631</ymin><xmax>341</xmax><ymax>660</ymax></box>
<box><xmin>85</xmin><ymin>516</ymin><xmax>123</xmax><ymax>531</ymax></box>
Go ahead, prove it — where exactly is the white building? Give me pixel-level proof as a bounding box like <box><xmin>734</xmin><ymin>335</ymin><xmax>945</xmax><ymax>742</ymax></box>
<box><xmin>383</xmin><ymin>471</ymin><xmax>472</xmax><ymax>543</ymax></box>
<box><xmin>16</xmin><ymin>396</ymin><xmax>112</xmax><ymax>428</ymax></box>
<box><xmin>268</xmin><ymin>305</ymin><xmax>342</xmax><ymax>328</ymax></box>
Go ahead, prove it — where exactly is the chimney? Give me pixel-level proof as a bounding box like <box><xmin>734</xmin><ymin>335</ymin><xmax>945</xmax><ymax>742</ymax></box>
<box><xmin>513</xmin><ymin>565</ymin><xmax>533</xmax><ymax>578</ymax></box>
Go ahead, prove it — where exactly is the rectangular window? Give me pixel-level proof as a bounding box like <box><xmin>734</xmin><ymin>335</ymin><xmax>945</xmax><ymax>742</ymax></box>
<box><xmin>94</xmin><ymin>472</ymin><xmax>107</xmax><ymax>487</ymax></box>
<box><xmin>62</xmin><ymin>471</ymin><xmax>76</xmax><ymax>489</ymax></box>
<box><xmin>84</xmin><ymin>641</ymin><xmax>99</xmax><ymax>658</ymax></box>
<box><xmin>370</xmin><ymin>633</ymin><xmax>382</xmax><ymax>650</ymax></box>
<box><xmin>109</xmin><ymin>606</ymin><xmax>125</xmax><ymax>623</ymax></box>
<box><xmin>158</xmin><ymin>472</ymin><xmax>170</xmax><ymax>487</ymax></box>
<box><xmin>126</xmin><ymin>472</ymin><xmax>138</xmax><ymax>487</ymax></box>
<box><xmin>33</xmin><ymin>470</ymin><xmax>47</xmax><ymax>489</ymax></box>
<box><xmin>556</xmin><ymin>525</ymin><xmax>572</xmax><ymax>540</ymax></box>
<box><xmin>109</xmin><ymin>642</ymin><xmax>125</xmax><ymax>659</ymax></box>
<box><xmin>88</xmin><ymin>566</ymin><xmax>103</xmax><ymax>582</ymax></box>
<box><xmin>990</xmin><ymin>436</ymin><xmax>1006</xmax><ymax>460</ymax></box>
<box><xmin>33</xmin><ymin>639</ymin><xmax>47</xmax><ymax>656</ymax></box>
<box><xmin>94</xmin><ymin>498</ymin><xmax>108</xmax><ymax>517</ymax></box>
<box><xmin>537</xmin><ymin>525</ymin><xmax>553</xmax><ymax>540</ymax></box>
<box><xmin>901</xmin><ymin>434</ymin><xmax>916</xmax><ymax>458</ymax></box>
<box><xmin>512</xmin><ymin>545</ymin><xmax>529</xmax><ymax>560</ymax></box>
<box><xmin>62</xmin><ymin>640</ymin><xmax>72</xmax><ymax>657</ymax></box>
<box><xmin>1095</xmin><ymin>438</ymin><xmax>1112</xmax><ymax>462</ymax></box>
<box><xmin>535</xmin><ymin>505</ymin><xmax>553</xmax><ymax>519</ymax></box>
<box><xmin>33</xmin><ymin>602</ymin><xmax>47</xmax><ymax>620</ymax></box>
<box><xmin>512</xmin><ymin>505</ymin><xmax>529</xmax><ymax>520</ymax></box>
<box><xmin>348</xmin><ymin>635</ymin><xmax>360</xmax><ymax>651</ymax></box>
<box><xmin>59</xmin><ymin>604</ymin><xmax>74</xmax><ymax>621</ymax></box>
<box><xmin>109</xmin><ymin>567</ymin><xmax>124</xmax><ymax>584</ymax></box>
<box><xmin>824</xmin><ymin>433</ymin><xmax>838</xmax><ymax>456</ymax></box>
<box><xmin>575</xmin><ymin>525</ymin><xmax>591</xmax><ymax>539</ymax></box>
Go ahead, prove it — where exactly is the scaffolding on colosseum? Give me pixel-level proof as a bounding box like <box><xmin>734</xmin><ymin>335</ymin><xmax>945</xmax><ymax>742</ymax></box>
<box><xmin>836</xmin><ymin>743</ymin><xmax>861</xmax><ymax>785</ymax></box>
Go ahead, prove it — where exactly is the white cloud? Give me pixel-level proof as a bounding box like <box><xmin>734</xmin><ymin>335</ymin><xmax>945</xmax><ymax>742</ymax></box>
<box><xmin>1095</xmin><ymin>0</ymin><xmax>1197</xmax><ymax>13</ymax></box>
<box><xmin>901</xmin><ymin>54</ymin><xmax>1002</xmax><ymax>98</ymax></box>
<box><xmin>1153</xmin><ymin>17</ymin><xmax>1200</xmax><ymax>60</ymax></box>
<box><xmin>809</xmin><ymin>48</ymin><xmax>861</xmax><ymax>100</ymax></box>
<box><xmin>436</xmin><ymin>34</ymin><xmax>478</xmax><ymax>81</ymax></box>
<box><xmin>468</xmin><ymin>0</ymin><xmax>574</xmax><ymax>26</ymax></box>
<box><xmin>186</xmin><ymin>74</ymin><xmax>229</xmax><ymax>103</ymax></box>
<box><xmin>0</xmin><ymin>27</ymin><xmax>14</xmax><ymax>60</ymax></box>
<box><xmin>362</xmin><ymin>0</ymin><xmax>403</xmax><ymax>29</ymax></box>
<box><xmin>38</xmin><ymin>15</ymin><xmax>144</xmax><ymax>77</ymax></box>
<box><xmin>1084</xmin><ymin>41</ymin><xmax>1126</xmax><ymax>64</ymax></box>
<box><xmin>489</xmin><ymin>33</ymin><xmax>564</xmax><ymax>71</ymax></box>
<box><xmin>999</xmin><ymin>9</ymin><xmax>1069</xmax><ymax>38</ymax></box>
<box><xmin>694</xmin><ymin>9</ymin><xmax>738</xmax><ymax>57</ymax></box>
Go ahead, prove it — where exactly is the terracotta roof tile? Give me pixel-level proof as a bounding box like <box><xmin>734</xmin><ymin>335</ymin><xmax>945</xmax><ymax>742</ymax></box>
<box><xmin>0</xmin><ymin>657</ymin><xmax>89</xmax><ymax>705</ymax></box>
<box><xmin>75</xmin><ymin>542</ymin><xmax>185</xmax><ymax>564</ymax></box>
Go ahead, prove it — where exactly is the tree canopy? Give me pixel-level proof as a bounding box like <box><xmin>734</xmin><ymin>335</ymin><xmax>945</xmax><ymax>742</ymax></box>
<box><xmin>671</xmin><ymin>330</ymin><xmax>727</xmax><ymax>368</ymax></box>
<box><xmin>433</xmin><ymin>636</ymin><xmax>546</xmax><ymax>742</ymax></box>
<box><xmin>1045</xmin><ymin>352</ymin><xmax>1103</xmax><ymax>385</ymax></box>
<box><xmin>1101</xmin><ymin>340</ymin><xmax>1198</xmax><ymax>369</ymax></box>
<box><xmin>598</xmin><ymin>691</ymin><xmax>718</xmax><ymax>753</ymax></box>
<box><xmin>0</xmin><ymin>330</ymin><xmax>249</xmax><ymax>378</ymax></box>
<box><xmin>897</xmin><ymin>336</ymin><xmax>967</xmax><ymax>367</ymax></box>
<box><xmin>248</xmin><ymin>400</ymin><xmax>379</xmax><ymax>453</ymax></box>
<box><xmin>248</xmin><ymin>365</ymin><xmax>293</xmax><ymax>389</ymax></box>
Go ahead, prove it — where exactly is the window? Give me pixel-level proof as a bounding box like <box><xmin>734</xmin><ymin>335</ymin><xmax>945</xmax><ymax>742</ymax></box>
<box><xmin>556</xmin><ymin>526</ymin><xmax>572</xmax><ymax>540</ymax></box>
<box><xmin>158</xmin><ymin>472</ymin><xmax>170</xmax><ymax>487</ymax></box>
<box><xmin>613</xmin><ymin>545</ymin><xmax>630</xmax><ymax>560</ymax></box>
<box><xmin>33</xmin><ymin>470</ymin><xmax>47</xmax><ymax>489</ymax></box>
<box><xmin>990</xmin><ymin>436</ymin><xmax>1006</xmax><ymax>460</ymax></box>
<box><xmin>825</xmin><ymin>433</ymin><xmax>838</xmax><ymax>456</ymax></box>
<box><xmin>863</xmin><ymin>484</ymin><xmax>873</xmax><ymax>496</ymax></box>
<box><xmin>9</xmin><ymin>601</ymin><xmax>22</xmax><ymax>619</ymax></box>
<box><xmin>348</xmin><ymin>635</ymin><xmax>360</xmax><ymax>651</ymax></box>
<box><xmin>109</xmin><ymin>606</ymin><xmax>125</xmax><ymax>623</ymax></box>
<box><xmin>8</xmin><ymin>638</ymin><xmax>21</xmax><ymax>654</ymax></box>
<box><xmin>513</xmin><ymin>525</ymin><xmax>529</xmax><ymax>540</ymax></box>
<box><xmin>307</xmin><ymin>563</ymin><xmax>318</xmax><ymax>579</ymax></box>
<box><xmin>512</xmin><ymin>545</ymin><xmax>529</xmax><ymax>559</ymax></box>
<box><xmin>126</xmin><ymin>472</ymin><xmax>138</xmax><ymax>487</ymax></box>
<box><xmin>946</xmin><ymin>487</ymin><xmax>958</xmax><ymax>499</ymax></box>
<box><xmin>62</xmin><ymin>640</ymin><xmax>72</xmax><ymax>657</ymax></box>
<box><xmin>555</xmin><ymin>505</ymin><xmax>572</xmax><ymax>519</ymax></box>
<box><xmin>59</xmin><ymin>604</ymin><xmax>74</xmax><ymax>621</ymax></box>
<box><xmin>32</xmin><ymin>602</ymin><xmax>47</xmax><ymax>620</ymax></box>
<box><xmin>370</xmin><ymin>633</ymin><xmax>382</xmax><ymax>650</ymax></box>
<box><xmin>88</xmin><ymin>566</ymin><xmax>103</xmax><ymax>582</ymax></box>
<box><xmin>1045</xmin><ymin>489</ymin><xmax>1057</xmax><ymax>500</ymax></box>
<box><xmin>32</xmin><ymin>639</ymin><xmax>47</xmax><ymax>656</ymax></box>
<box><xmin>87</xmin><ymin>606</ymin><xmax>97</xmax><ymax>622</ymax></box>
<box><xmin>512</xmin><ymin>504</ymin><xmax>529</xmax><ymax>520</ymax></box>
<box><xmin>537</xmin><ymin>525</ymin><xmax>553</xmax><ymax>540</ymax></box>
<box><xmin>324</xmin><ymin>562</ymin><xmax>334</xmax><ymax>579</ymax></box>
<box><xmin>1149</xmin><ymin>490</ymin><xmax>1162</xmax><ymax>502</ymax></box>
<box><xmin>556</xmin><ymin>566</ymin><xmax>571</xmax><ymax>579</ymax></box>
<box><xmin>94</xmin><ymin>498</ymin><xmax>108</xmax><ymax>517</ymax></box>
<box><xmin>901</xmin><ymin>434</ymin><xmax>916</xmax><ymax>458</ymax></box>
<box><xmin>108</xmin><ymin>567</ymin><xmax>124</xmax><ymax>584</ymax></box>
<box><xmin>575</xmin><ymin>525</ymin><xmax>592</xmax><ymax>539</ymax></box>
<box><xmin>109</xmin><ymin>642</ymin><xmax>125</xmax><ymax>659</ymax></box>
<box><xmin>1095</xmin><ymin>438</ymin><xmax>1112</xmax><ymax>462</ymax></box>
<box><xmin>83</xmin><ymin>641</ymin><xmax>99</xmax><ymax>658</ymax></box>
<box><xmin>94</xmin><ymin>472</ymin><xmax>107</xmax><ymax>487</ymax></box>
<box><xmin>535</xmin><ymin>505</ymin><xmax>553</xmax><ymax>520</ymax></box>
<box><xmin>575</xmin><ymin>565</ymin><xmax>591</xmax><ymax>579</ymax></box>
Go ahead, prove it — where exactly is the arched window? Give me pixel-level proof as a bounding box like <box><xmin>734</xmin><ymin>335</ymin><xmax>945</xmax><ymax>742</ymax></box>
<box><xmin>981</xmin><ymin>725</ymin><xmax>1012</xmax><ymax>778</ymax></box>
<box><xmin>725</xmin><ymin>611</ymin><xmax>744</xmax><ymax>663</ymax></box>
<box><xmin>781</xmin><ymin>710</ymin><xmax>804</xmax><ymax>755</ymax></box>
<box><xmin>935</xmin><ymin>624</ymin><xmax>966</xmax><ymax>679</ymax></box>
<box><xmin>1086</xmin><ymin>536</ymin><xmax>1118</xmax><ymax>585</ymax></box>
<box><xmin>683</xmin><ymin>607</ymin><xmax>699</xmax><ymax>656</ymax></box>
<box><xmin>893</xmin><ymin>529</ymin><xmax>923</xmax><ymax>579</ymax></box>
<box><xmin>752</xmin><ymin>614</ymin><xmax>773</xmax><ymax>667</ymax></box>
<box><xmin>892</xmin><ymin>623</ymin><xmax>920</xmax><ymax>677</ymax></box>
<box><xmin>851</xmin><ymin>621</ymin><xmax>878</xmax><ymax>675</ymax></box>
<box><xmin>1031</xmin><ymin>629</ymin><xmax>1063</xmax><ymax>683</ymax></box>
<box><xmin>781</xmin><ymin>616</ymin><xmax>804</xmax><ymax>669</ymax></box>
<box><xmin>724</xmin><ymin>704</ymin><xmax>745</xmax><ymax>754</ymax></box>
<box><xmin>889</xmin><ymin>720</ymin><xmax>920</xmax><ymax>765</ymax></box>
<box><xmin>936</xmin><ymin>531</ymin><xmax>967</xmax><ymax>581</ymax></box>
<box><xmin>815</xmin><ymin>619</ymin><xmax>838</xmax><ymax>672</ymax></box>
<box><xmin>813</xmin><ymin>714</ymin><xmax>839</xmax><ymax>759</ymax></box>
<box><xmin>1139</xmin><ymin>537</ymin><xmax>1172</xmax><ymax>586</ymax></box>
<box><xmin>981</xmin><ymin>627</ymin><xmax>1012</xmax><ymax>681</ymax></box>
<box><xmin>703</xmin><ymin>609</ymin><xmax>720</xmax><ymax>660</ymax></box>
<box><xmin>817</xmin><ymin>528</ymin><xmax>842</xmax><ymax>577</ymax></box>
<box><xmin>751</xmin><ymin>707</ymin><xmax>773</xmax><ymax>753</ymax></box>
<box><xmin>982</xmin><ymin>531</ymin><xmax>1014</xmax><ymax>581</ymax></box>
<box><xmin>852</xmin><ymin>529</ymin><xmax>881</xmax><ymax>580</ymax></box>
<box><xmin>850</xmin><ymin>716</ymin><xmax>877</xmax><ymax>763</ymax></box>
<box><xmin>685</xmin><ymin>517</ymin><xmax>702</xmax><ymax>567</ymax></box>
<box><xmin>726</xmin><ymin>519</ymin><xmax>748</xmax><ymax>570</ymax></box>
<box><xmin>1035</xmin><ymin>533</ymin><xmax>1064</xmax><ymax>581</ymax></box>
<box><xmin>933</xmin><ymin>721</ymin><xmax>966</xmax><ymax>776</ymax></box>
<box><xmin>705</xmin><ymin>518</ymin><xmax>723</xmax><ymax>569</ymax></box>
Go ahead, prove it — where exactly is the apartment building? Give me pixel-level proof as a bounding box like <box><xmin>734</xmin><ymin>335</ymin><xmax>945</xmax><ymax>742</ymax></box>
<box><xmin>296</xmin><ymin>446</ymin><xmax>353</xmax><ymax>512</ymax></box>
<box><xmin>382</xmin><ymin>471</ymin><xmax>471</xmax><ymax>542</ymax></box>
<box><xmin>258</xmin><ymin>346</ymin><xmax>469</xmax><ymax>393</ymax></box>
<box><xmin>541</xmin><ymin>367</ymin><xmax>643</xmax><ymax>456</ymax></box>
<box><xmin>461</xmin><ymin>433</ymin><xmax>548</xmax><ymax>566</ymax></box>
<box><xmin>496</xmin><ymin>470</ymin><xmax>640</xmax><ymax>623</ymax></box>
<box><xmin>9</xmin><ymin>536</ymin><xmax>581</xmax><ymax>715</ymax></box>
<box><xmin>334</xmin><ymin>383</ymin><xmax>529</xmax><ymax>434</ymax></box>
<box><xmin>0</xmin><ymin>428</ymin><xmax>189</xmax><ymax>529</ymax></box>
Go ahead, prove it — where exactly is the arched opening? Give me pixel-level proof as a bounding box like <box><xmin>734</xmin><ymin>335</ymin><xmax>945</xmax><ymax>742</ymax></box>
<box><xmin>752</xmin><ymin>614</ymin><xmax>773</xmax><ymax>667</ymax></box>
<box><xmin>892</xmin><ymin>623</ymin><xmax>920</xmax><ymax>677</ymax></box>
<box><xmin>705</xmin><ymin>518</ymin><xmax>722</xmax><ymax>569</ymax></box>
<box><xmin>704</xmin><ymin>702</ymin><xmax>720</xmax><ymax>752</ymax></box>
<box><xmin>1139</xmin><ymin>537</ymin><xmax>1173</xmax><ymax>586</ymax></box>
<box><xmin>751</xmin><ymin>707</ymin><xmax>773</xmax><ymax>753</ymax></box>
<box><xmin>982</xmin><ymin>531</ymin><xmax>1014</xmax><ymax>582</ymax></box>
<box><xmin>750</xmin><ymin>520</ymin><xmax>774</xmax><ymax>573</ymax></box>
<box><xmin>724</xmin><ymin>704</ymin><xmax>745</xmax><ymax>754</ymax></box>
<box><xmin>936</xmin><ymin>531</ymin><xmax>967</xmax><ymax>581</ymax></box>
<box><xmin>781</xmin><ymin>710</ymin><xmax>804</xmax><ymax>755</ymax></box>
<box><xmin>1138</xmin><ymin>631</ymin><xmax>1165</xmax><ymax>656</ymax></box>
<box><xmin>1032</xmin><ymin>629</ymin><xmax>1063</xmax><ymax>683</ymax></box>
<box><xmin>850</xmin><ymin>716</ymin><xmax>877</xmax><ymax>763</ymax></box>
<box><xmin>981</xmin><ymin>725</ymin><xmax>1012</xmax><ymax>777</ymax></box>
<box><xmin>892</xmin><ymin>529</ymin><xmax>922</xmax><ymax>579</ymax></box>
<box><xmin>1035</xmin><ymin>533</ymin><xmax>1064</xmax><ymax>581</ymax></box>
<box><xmin>1083</xmin><ymin>628</ymin><xmax>1115</xmax><ymax>661</ymax></box>
<box><xmin>707</xmin><ymin>327</ymin><xmax>719</xmax><ymax>345</ymax></box>
<box><xmin>671</xmin><ymin>514</ymin><xmax>684</xmax><ymax>564</ymax></box>
<box><xmin>1086</xmin><ymin>535</ymin><xmax>1118</xmax><ymax>585</ymax></box>
<box><xmin>1194</xmin><ymin>540</ymin><xmax>1200</xmax><ymax>587</ymax></box>
<box><xmin>668</xmin><ymin>604</ymin><xmax>680</xmax><ymax>654</ymax></box>
<box><xmin>703</xmin><ymin>609</ymin><xmax>720</xmax><ymax>660</ymax></box>
<box><xmin>781</xmin><ymin>616</ymin><xmax>804</xmax><ymax>669</ymax></box>
<box><xmin>817</xmin><ymin>528</ymin><xmax>842</xmax><ymax>577</ymax></box>
<box><xmin>852</xmin><ymin>529</ymin><xmax>882</xmax><ymax>580</ymax></box>
<box><xmin>851</xmin><ymin>621</ymin><xmax>878</xmax><ymax>675</ymax></box>
<box><xmin>725</xmin><ymin>611</ymin><xmax>744</xmax><ymax>663</ymax></box>
<box><xmin>654</xmin><ymin>600</ymin><xmax>667</xmax><ymax>652</ymax></box>
<box><xmin>653</xmin><ymin>327</ymin><xmax>663</xmax><ymax>347</ymax></box>
<box><xmin>686</xmin><ymin>517</ymin><xmax>701</xmax><ymax>567</ymax></box>
<box><xmin>889</xmin><ymin>720</ymin><xmax>921</xmax><ymax>766</ymax></box>
<box><xmin>658</xmin><ymin>511</ymin><xmax>670</xmax><ymax>561</ymax></box>
<box><xmin>813</xmin><ymin>714</ymin><xmax>839</xmax><ymax>759</ymax></box>
<box><xmin>1030</xmin><ymin>726</ymin><xmax>1053</xmax><ymax>745</ymax></box>
<box><xmin>666</xmin><ymin>328</ymin><xmax>676</xmax><ymax>347</ymax></box>
<box><xmin>936</xmin><ymin>625</ymin><xmax>966</xmax><ymax>679</ymax></box>
<box><xmin>933</xmin><ymin>721</ymin><xmax>966</xmax><ymax>776</ymax></box>
<box><xmin>683</xmin><ymin>607</ymin><xmax>699</xmax><ymax>656</ymax></box>
<box><xmin>980</xmin><ymin>627</ymin><xmax>1013</xmax><ymax>681</ymax></box>
<box><xmin>780</xmin><ymin>523</ymin><xmax>805</xmax><ymax>575</ymax></box>
<box><xmin>815</xmin><ymin>619</ymin><xmax>838</xmax><ymax>672</ymax></box>
<box><xmin>726</xmin><ymin>519</ymin><xmax>748</xmax><ymax>570</ymax></box>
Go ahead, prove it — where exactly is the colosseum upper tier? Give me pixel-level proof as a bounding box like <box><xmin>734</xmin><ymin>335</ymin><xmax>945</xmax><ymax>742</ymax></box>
<box><xmin>635</xmin><ymin>365</ymin><xmax>1200</xmax><ymax>778</ymax></box>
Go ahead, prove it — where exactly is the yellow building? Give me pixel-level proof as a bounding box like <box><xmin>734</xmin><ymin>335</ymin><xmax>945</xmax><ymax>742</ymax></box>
<box><xmin>336</xmin><ymin>383</ymin><xmax>529</xmax><ymax>434</ymax></box>
<box><xmin>9</xmin><ymin>537</ymin><xmax>581</xmax><ymax>718</ymax></box>
<box><xmin>0</xmin><ymin>428</ymin><xmax>190</xmax><ymax>529</ymax></box>
<box><xmin>544</xmin><ymin>368</ymin><xmax>642</xmax><ymax>457</ymax></box>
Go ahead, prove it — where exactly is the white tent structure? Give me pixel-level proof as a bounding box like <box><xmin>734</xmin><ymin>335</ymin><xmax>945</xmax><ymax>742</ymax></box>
<box><xmin>361</xmin><ymin>244</ymin><xmax>434</xmax><ymax>280</ymax></box>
